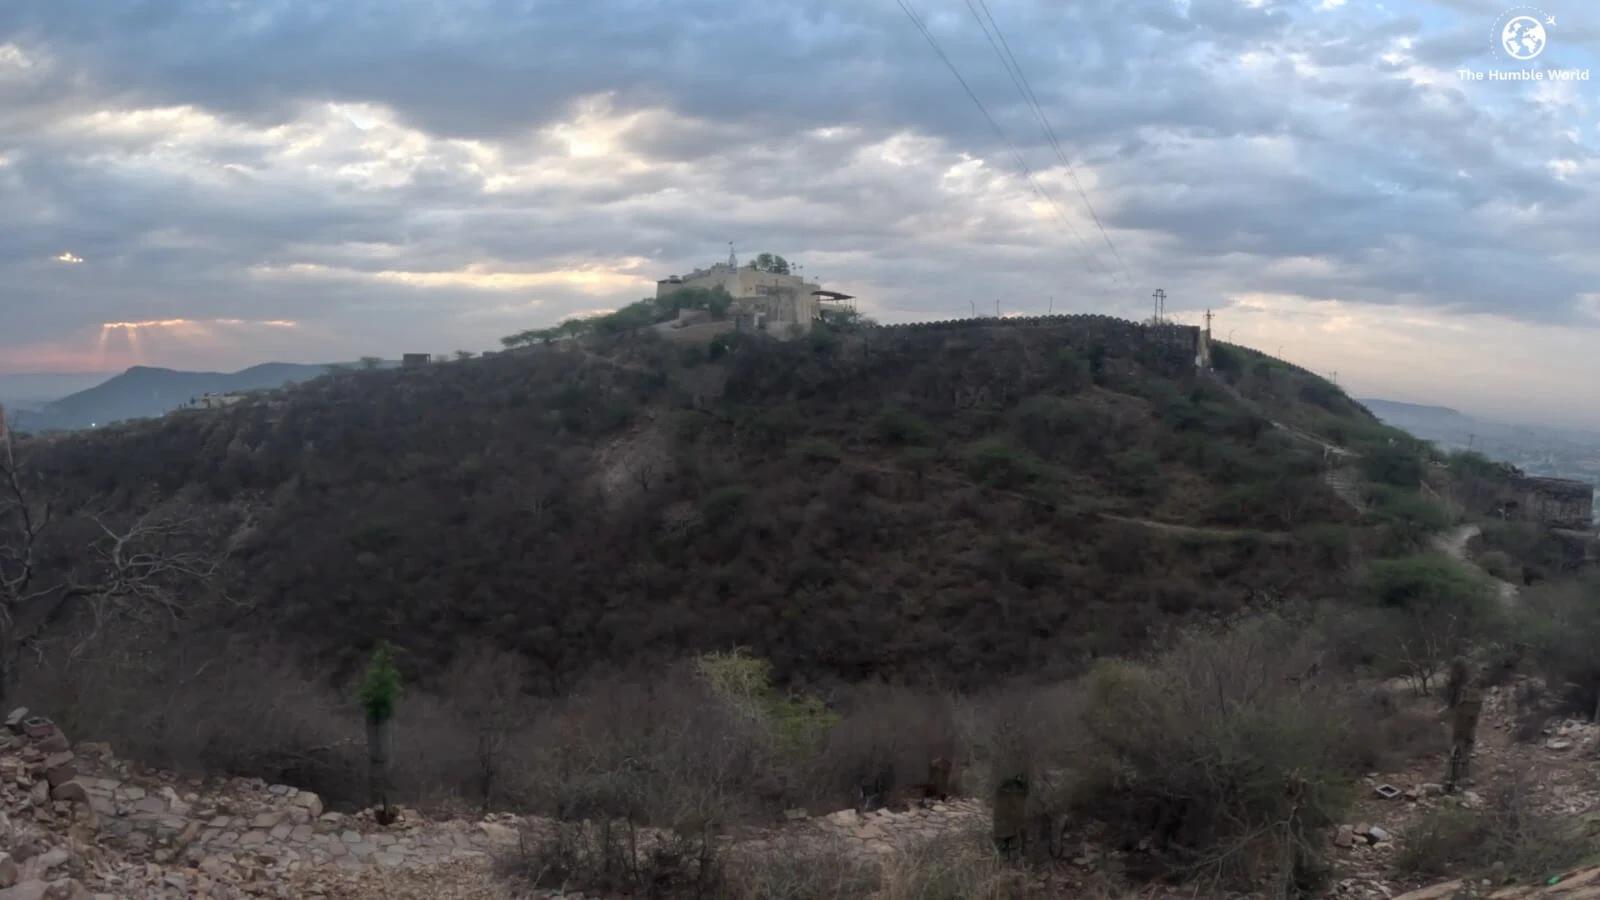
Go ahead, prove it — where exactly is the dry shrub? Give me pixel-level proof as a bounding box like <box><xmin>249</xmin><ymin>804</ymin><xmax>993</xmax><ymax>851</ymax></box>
<box><xmin>966</xmin><ymin>680</ymin><xmax>1086</xmax><ymax>861</ymax></box>
<box><xmin>1477</xmin><ymin>549</ymin><xmax>1519</xmax><ymax>583</ymax></box>
<box><xmin>500</xmin><ymin>826</ymin><xmax>1045</xmax><ymax>900</ymax></box>
<box><xmin>732</xmin><ymin>827</ymin><xmax>1045</xmax><ymax>900</ymax></box>
<box><xmin>428</xmin><ymin>643</ymin><xmax>540</xmax><ymax>812</ymax></box>
<box><xmin>17</xmin><ymin>630</ymin><xmax>548</xmax><ymax>814</ymax></box>
<box><xmin>804</xmin><ymin>683</ymin><xmax>967</xmax><ymax>811</ymax></box>
<box><xmin>723</xmin><ymin>844</ymin><xmax>883</xmax><ymax>899</ymax></box>
<box><xmin>491</xmin><ymin>663</ymin><xmax>791</xmax><ymax>899</ymax></box>
<box><xmin>515</xmin><ymin>664</ymin><xmax>786</xmax><ymax>828</ymax></box>
<box><xmin>1507</xmin><ymin>680</ymin><xmax>1553</xmax><ymax>744</ymax></box>
<box><xmin>1342</xmin><ymin>686</ymin><xmax>1449</xmax><ymax>772</ymax></box>
<box><xmin>498</xmin><ymin>818</ymin><xmax>730</xmax><ymax>899</ymax></box>
<box><xmin>1397</xmin><ymin>773</ymin><xmax>1591</xmax><ymax>883</ymax></box>
<box><xmin>16</xmin><ymin>632</ymin><xmax>369</xmax><ymax>805</ymax></box>
<box><xmin>876</xmin><ymin>826</ymin><xmax>1043</xmax><ymax>900</ymax></box>
<box><xmin>1511</xmin><ymin>580</ymin><xmax>1600</xmax><ymax>719</ymax></box>
<box><xmin>1066</xmin><ymin>617</ymin><xmax>1355</xmax><ymax>896</ymax></box>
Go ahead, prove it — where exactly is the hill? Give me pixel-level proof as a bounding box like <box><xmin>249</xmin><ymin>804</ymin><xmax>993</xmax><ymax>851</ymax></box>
<box><xmin>11</xmin><ymin>316</ymin><xmax>1403</xmax><ymax>694</ymax></box>
<box><xmin>1365</xmin><ymin>396</ymin><xmax>1600</xmax><ymax>488</ymax></box>
<box><xmin>1361</xmin><ymin>398</ymin><xmax>1469</xmax><ymax>428</ymax></box>
<box><xmin>11</xmin><ymin>362</ymin><xmax>342</xmax><ymax>432</ymax></box>
<box><xmin>0</xmin><ymin>371</ymin><xmax>120</xmax><ymax>411</ymax></box>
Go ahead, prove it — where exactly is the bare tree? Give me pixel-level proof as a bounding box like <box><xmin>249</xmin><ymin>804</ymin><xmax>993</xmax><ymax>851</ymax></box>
<box><xmin>440</xmin><ymin>643</ymin><xmax>535</xmax><ymax>811</ymax></box>
<box><xmin>0</xmin><ymin>430</ymin><xmax>234</xmax><ymax>706</ymax></box>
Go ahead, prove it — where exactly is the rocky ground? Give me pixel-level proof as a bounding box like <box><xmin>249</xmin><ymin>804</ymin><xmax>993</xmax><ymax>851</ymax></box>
<box><xmin>0</xmin><ymin>706</ymin><xmax>990</xmax><ymax>899</ymax></box>
<box><xmin>1323</xmin><ymin>678</ymin><xmax>1600</xmax><ymax>900</ymax></box>
<box><xmin>4</xmin><ymin>677</ymin><xmax>1598</xmax><ymax>900</ymax></box>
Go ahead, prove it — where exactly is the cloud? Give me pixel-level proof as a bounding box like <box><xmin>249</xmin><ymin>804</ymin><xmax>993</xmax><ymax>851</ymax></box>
<box><xmin>0</xmin><ymin>0</ymin><xmax>1598</xmax><ymax>425</ymax></box>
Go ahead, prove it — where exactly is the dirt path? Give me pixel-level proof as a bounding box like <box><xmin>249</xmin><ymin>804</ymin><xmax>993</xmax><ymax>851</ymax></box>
<box><xmin>1433</xmin><ymin>523</ymin><xmax>1520</xmax><ymax>607</ymax></box>
<box><xmin>1098</xmin><ymin>513</ymin><xmax>1291</xmax><ymax>542</ymax></box>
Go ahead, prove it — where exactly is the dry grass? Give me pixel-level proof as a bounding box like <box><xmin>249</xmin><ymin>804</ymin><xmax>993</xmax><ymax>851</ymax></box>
<box><xmin>1395</xmin><ymin>773</ymin><xmax>1593</xmax><ymax>884</ymax></box>
<box><xmin>18</xmin><ymin>606</ymin><xmax>1486</xmax><ymax>899</ymax></box>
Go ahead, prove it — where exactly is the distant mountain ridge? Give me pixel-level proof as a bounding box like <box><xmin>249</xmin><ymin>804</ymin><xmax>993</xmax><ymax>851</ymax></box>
<box><xmin>10</xmin><ymin>362</ymin><xmax>344</xmax><ymax>433</ymax></box>
<box><xmin>1363</xmin><ymin>396</ymin><xmax>1600</xmax><ymax>491</ymax></box>
<box><xmin>0</xmin><ymin>372</ymin><xmax>121</xmax><ymax>411</ymax></box>
<box><xmin>1358</xmin><ymin>398</ymin><xmax>1465</xmax><ymax>420</ymax></box>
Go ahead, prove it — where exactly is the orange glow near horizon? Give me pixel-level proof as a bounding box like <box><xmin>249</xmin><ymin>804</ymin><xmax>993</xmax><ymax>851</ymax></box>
<box><xmin>99</xmin><ymin>318</ymin><xmax>299</xmax><ymax>329</ymax></box>
<box><xmin>22</xmin><ymin>317</ymin><xmax>312</xmax><ymax>369</ymax></box>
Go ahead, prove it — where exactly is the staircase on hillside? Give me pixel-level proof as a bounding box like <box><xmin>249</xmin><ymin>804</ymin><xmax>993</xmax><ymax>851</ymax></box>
<box><xmin>1323</xmin><ymin>465</ymin><xmax>1365</xmax><ymax>512</ymax></box>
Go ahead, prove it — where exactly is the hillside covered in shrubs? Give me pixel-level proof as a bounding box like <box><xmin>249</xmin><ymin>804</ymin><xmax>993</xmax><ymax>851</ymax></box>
<box><xmin>13</xmin><ymin>316</ymin><xmax>1585</xmax><ymax>899</ymax></box>
<box><xmin>14</xmin><ymin>319</ymin><xmax>1409</xmax><ymax>693</ymax></box>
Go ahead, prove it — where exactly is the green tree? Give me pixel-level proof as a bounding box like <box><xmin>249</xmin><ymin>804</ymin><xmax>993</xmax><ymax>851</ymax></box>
<box><xmin>1363</xmin><ymin>556</ymin><xmax>1500</xmax><ymax>693</ymax></box>
<box><xmin>751</xmin><ymin>252</ymin><xmax>791</xmax><ymax>275</ymax></box>
<box><xmin>454</xmin><ymin>350</ymin><xmax>474</xmax><ymax>361</ymax></box>
<box><xmin>359</xmin><ymin>356</ymin><xmax>383</xmax><ymax>370</ymax></box>
<box><xmin>660</xmin><ymin>285</ymin><xmax>734</xmax><ymax>318</ymax></box>
<box><xmin>359</xmin><ymin>643</ymin><xmax>403</xmax><ymax>823</ymax></box>
<box><xmin>820</xmin><ymin>306</ymin><xmax>876</xmax><ymax>329</ymax></box>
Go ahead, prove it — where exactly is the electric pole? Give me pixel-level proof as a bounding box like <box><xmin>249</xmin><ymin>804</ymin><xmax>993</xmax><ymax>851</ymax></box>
<box><xmin>1152</xmin><ymin>288</ymin><xmax>1166</xmax><ymax>325</ymax></box>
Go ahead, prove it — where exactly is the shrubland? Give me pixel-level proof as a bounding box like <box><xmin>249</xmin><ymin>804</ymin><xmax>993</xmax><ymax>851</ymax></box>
<box><xmin>8</xmin><ymin>316</ymin><xmax>1557</xmax><ymax>898</ymax></box>
<box><xmin>9</xmin><ymin>321</ymin><xmax>1380</xmax><ymax>694</ymax></box>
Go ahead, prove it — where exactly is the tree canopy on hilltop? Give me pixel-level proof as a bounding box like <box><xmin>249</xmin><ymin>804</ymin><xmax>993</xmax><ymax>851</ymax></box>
<box><xmin>748</xmin><ymin>253</ymin><xmax>791</xmax><ymax>275</ymax></box>
<box><xmin>500</xmin><ymin>286</ymin><xmax>735</xmax><ymax>348</ymax></box>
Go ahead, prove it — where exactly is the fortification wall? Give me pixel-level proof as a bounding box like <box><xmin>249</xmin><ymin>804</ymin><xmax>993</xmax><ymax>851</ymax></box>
<box><xmin>846</xmin><ymin>314</ymin><xmax>1202</xmax><ymax>383</ymax></box>
<box><xmin>1510</xmin><ymin>476</ymin><xmax>1595</xmax><ymax>529</ymax></box>
<box><xmin>868</xmin><ymin>314</ymin><xmax>1198</xmax><ymax>359</ymax></box>
<box><xmin>869</xmin><ymin>312</ymin><xmax>1182</xmax><ymax>337</ymax></box>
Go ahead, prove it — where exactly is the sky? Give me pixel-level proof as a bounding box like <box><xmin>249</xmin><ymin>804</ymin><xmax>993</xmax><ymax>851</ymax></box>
<box><xmin>2</xmin><ymin>0</ymin><xmax>1598</xmax><ymax>427</ymax></box>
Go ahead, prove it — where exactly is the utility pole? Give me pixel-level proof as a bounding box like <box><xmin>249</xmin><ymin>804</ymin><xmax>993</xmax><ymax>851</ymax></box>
<box><xmin>995</xmin><ymin>299</ymin><xmax>1000</xmax><ymax>318</ymax></box>
<box><xmin>1048</xmin><ymin>296</ymin><xmax>1054</xmax><ymax>314</ymax></box>
<box><xmin>1152</xmin><ymin>288</ymin><xmax>1166</xmax><ymax>325</ymax></box>
<box><xmin>970</xmin><ymin>300</ymin><xmax>977</xmax><ymax>318</ymax></box>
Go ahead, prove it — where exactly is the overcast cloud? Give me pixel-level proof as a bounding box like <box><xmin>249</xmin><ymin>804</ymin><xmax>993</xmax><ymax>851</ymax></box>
<box><xmin>1</xmin><ymin>0</ymin><xmax>1597</xmax><ymax>426</ymax></box>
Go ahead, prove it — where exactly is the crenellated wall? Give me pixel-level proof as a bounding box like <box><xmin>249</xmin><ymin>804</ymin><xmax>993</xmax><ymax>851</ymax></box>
<box><xmin>865</xmin><ymin>315</ymin><xmax>1203</xmax><ymax>366</ymax></box>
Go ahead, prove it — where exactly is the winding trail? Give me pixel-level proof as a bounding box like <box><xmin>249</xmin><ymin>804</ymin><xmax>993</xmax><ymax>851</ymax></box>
<box><xmin>1433</xmin><ymin>522</ymin><xmax>1521</xmax><ymax>608</ymax></box>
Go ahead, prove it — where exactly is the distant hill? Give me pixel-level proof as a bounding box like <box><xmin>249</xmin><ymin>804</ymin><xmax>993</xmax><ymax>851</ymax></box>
<box><xmin>0</xmin><ymin>372</ymin><xmax>120</xmax><ymax>412</ymax></box>
<box><xmin>1359</xmin><ymin>398</ymin><xmax>1472</xmax><ymax>430</ymax></box>
<box><xmin>11</xmin><ymin>362</ymin><xmax>343</xmax><ymax>433</ymax></box>
<box><xmin>1362</xmin><ymin>396</ymin><xmax>1600</xmax><ymax>490</ymax></box>
<box><xmin>15</xmin><ymin>320</ymin><xmax>1393</xmax><ymax>692</ymax></box>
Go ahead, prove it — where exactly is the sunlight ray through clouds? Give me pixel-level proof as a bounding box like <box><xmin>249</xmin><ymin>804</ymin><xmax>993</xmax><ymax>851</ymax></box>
<box><xmin>93</xmin><ymin>318</ymin><xmax>302</xmax><ymax>367</ymax></box>
<box><xmin>248</xmin><ymin>262</ymin><xmax>651</xmax><ymax>293</ymax></box>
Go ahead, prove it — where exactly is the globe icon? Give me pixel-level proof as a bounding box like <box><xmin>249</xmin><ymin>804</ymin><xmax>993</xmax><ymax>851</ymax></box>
<box><xmin>1501</xmin><ymin>16</ymin><xmax>1547</xmax><ymax>61</ymax></box>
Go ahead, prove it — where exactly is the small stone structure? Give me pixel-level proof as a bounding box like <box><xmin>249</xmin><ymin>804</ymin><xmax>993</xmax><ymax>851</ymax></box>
<box><xmin>1498</xmin><ymin>475</ymin><xmax>1595</xmax><ymax>530</ymax></box>
<box><xmin>187</xmin><ymin>393</ymin><xmax>244</xmax><ymax>411</ymax></box>
<box><xmin>656</xmin><ymin>258</ymin><xmax>847</xmax><ymax>339</ymax></box>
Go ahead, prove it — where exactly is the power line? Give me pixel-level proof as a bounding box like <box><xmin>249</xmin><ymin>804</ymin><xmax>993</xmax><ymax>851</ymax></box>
<box><xmin>892</xmin><ymin>0</ymin><xmax>1115</xmax><ymax>285</ymax></box>
<box><xmin>963</xmin><ymin>0</ymin><xmax>1135</xmax><ymax>291</ymax></box>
